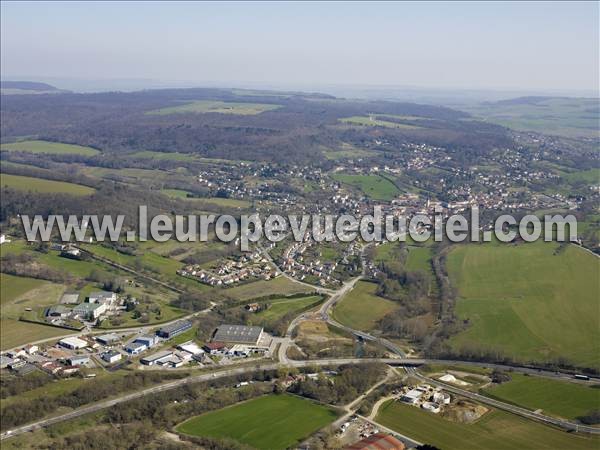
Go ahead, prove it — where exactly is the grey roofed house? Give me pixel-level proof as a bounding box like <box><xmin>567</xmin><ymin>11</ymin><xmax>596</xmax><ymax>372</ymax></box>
<box><xmin>212</xmin><ymin>324</ymin><xmax>263</xmax><ymax>345</ymax></box>
<box><xmin>60</xmin><ymin>293</ymin><xmax>80</xmax><ymax>304</ymax></box>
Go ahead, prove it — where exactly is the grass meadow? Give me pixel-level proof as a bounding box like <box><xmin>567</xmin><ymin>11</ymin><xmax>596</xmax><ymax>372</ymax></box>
<box><xmin>376</xmin><ymin>400</ymin><xmax>599</xmax><ymax>450</ymax></box>
<box><xmin>146</xmin><ymin>100</ymin><xmax>281</xmax><ymax>116</ymax></box>
<box><xmin>446</xmin><ymin>241</ymin><xmax>600</xmax><ymax>368</ymax></box>
<box><xmin>332</xmin><ymin>280</ymin><xmax>397</xmax><ymax>331</ymax></box>
<box><xmin>0</xmin><ymin>140</ymin><xmax>99</xmax><ymax>156</ymax></box>
<box><xmin>332</xmin><ymin>173</ymin><xmax>400</xmax><ymax>201</ymax></box>
<box><xmin>176</xmin><ymin>394</ymin><xmax>337</xmax><ymax>449</ymax></box>
<box><xmin>0</xmin><ymin>174</ymin><xmax>95</xmax><ymax>196</ymax></box>
<box><xmin>481</xmin><ymin>373</ymin><xmax>600</xmax><ymax>420</ymax></box>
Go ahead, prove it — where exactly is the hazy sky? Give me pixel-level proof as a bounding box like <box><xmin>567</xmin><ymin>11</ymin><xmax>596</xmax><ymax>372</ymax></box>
<box><xmin>1</xmin><ymin>1</ymin><xmax>598</xmax><ymax>93</ymax></box>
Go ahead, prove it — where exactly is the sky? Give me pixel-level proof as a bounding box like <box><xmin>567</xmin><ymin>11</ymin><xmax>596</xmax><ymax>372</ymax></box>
<box><xmin>1</xmin><ymin>1</ymin><xmax>598</xmax><ymax>95</ymax></box>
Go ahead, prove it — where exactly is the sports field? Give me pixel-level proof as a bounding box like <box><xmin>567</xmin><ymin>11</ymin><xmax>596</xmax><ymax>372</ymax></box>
<box><xmin>0</xmin><ymin>140</ymin><xmax>99</xmax><ymax>156</ymax></box>
<box><xmin>176</xmin><ymin>394</ymin><xmax>337</xmax><ymax>449</ymax></box>
<box><xmin>376</xmin><ymin>400</ymin><xmax>599</xmax><ymax>450</ymax></box>
<box><xmin>482</xmin><ymin>374</ymin><xmax>600</xmax><ymax>420</ymax></box>
<box><xmin>332</xmin><ymin>173</ymin><xmax>400</xmax><ymax>201</ymax></box>
<box><xmin>146</xmin><ymin>100</ymin><xmax>281</xmax><ymax>115</ymax></box>
<box><xmin>446</xmin><ymin>241</ymin><xmax>600</xmax><ymax>368</ymax></box>
<box><xmin>0</xmin><ymin>174</ymin><xmax>95</xmax><ymax>196</ymax></box>
<box><xmin>332</xmin><ymin>281</ymin><xmax>397</xmax><ymax>331</ymax></box>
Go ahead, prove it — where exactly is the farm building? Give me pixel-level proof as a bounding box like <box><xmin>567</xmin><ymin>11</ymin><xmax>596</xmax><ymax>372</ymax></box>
<box><xmin>212</xmin><ymin>324</ymin><xmax>263</xmax><ymax>345</ymax></box>
<box><xmin>345</xmin><ymin>432</ymin><xmax>405</xmax><ymax>450</ymax></box>
<box><xmin>156</xmin><ymin>320</ymin><xmax>193</xmax><ymax>339</ymax></box>
<box><xmin>59</xmin><ymin>337</ymin><xmax>88</xmax><ymax>349</ymax></box>
<box><xmin>101</xmin><ymin>351</ymin><xmax>122</xmax><ymax>363</ymax></box>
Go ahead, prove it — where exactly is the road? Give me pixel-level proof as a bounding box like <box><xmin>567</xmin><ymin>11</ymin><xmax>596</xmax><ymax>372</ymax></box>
<box><xmin>4</xmin><ymin>243</ymin><xmax>599</xmax><ymax>441</ymax></box>
<box><xmin>0</xmin><ymin>357</ymin><xmax>413</xmax><ymax>441</ymax></box>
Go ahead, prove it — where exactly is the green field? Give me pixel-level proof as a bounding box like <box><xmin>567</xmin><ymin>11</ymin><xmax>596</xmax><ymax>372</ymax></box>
<box><xmin>0</xmin><ymin>174</ymin><xmax>95</xmax><ymax>196</ymax></box>
<box><xmin>248</xmin><ymin>295</ymin><xmax>322</xmax><ymax>327</ymax></box>
<box><xmin>482</xmin><ymin>374</ymin><xmax>600</xmax><ymax>420</ymax></box>
<box><xmin>0</xmin><ymin>273</ymin><xmax>68</xmax><ymax>349</ymax></box>
<box><xmin>146</xmin><ymin>100</ymin><xmax>281</xmax><ymax>116</ymax></box>
<box><xmin>0</xmin><ymin>273</ymin><xmax>48</xmax><ymax>305</ymax></box>
<box><xmin>376</xmin><ymin>400</ymin><xmax>599</xmax><ymax>450</ymax></box>
<box><xmin>332</xmin><ymin>173</ymin><xmax>400</xmax><ymax>201</ymax></box>
<box><xmin>332</xmin><ymin>281</ymin><xmax>397</xmax><ymax>331</ymax></box>
<box><xmin>176</xmin><ymin>394</ymin><xmax>337</xmax><ymax>449</ymax></box>
<box><xmin>0</xmin><ymin>140</ymin><xmax>99</xmax><ymax>156</ymax></box>
<box><xmin>225</xmin><ymin>277</ymin><xmax>314</xmax><ymax>301</ymax></box>
<box><xmin>340</xmin><ymin>115</ymin><xmax>421</xmax><ymax>129</ymax></box>
<box><xmin>446</xmin><ymin>241</ymin><xmax>600</xmax><ymax>368</ymax></box>
<box><xmin>1</xmin><ymin>319</ymin><xmax>69</xmax><ymax>350</ymax></box>
<box><xmin>131</xmin><ymin>150</ymin><xmax>198</xmax><ymax>162</ymax></box>
<box><xmin>461</xmin><ymin>97</ymin><xmax>600</xmax><ymax>138</ymax></box>
<box><xmin>161</xmin><ymin>190</ymin><xmax>252</xmax><ymax>208</ymax></box>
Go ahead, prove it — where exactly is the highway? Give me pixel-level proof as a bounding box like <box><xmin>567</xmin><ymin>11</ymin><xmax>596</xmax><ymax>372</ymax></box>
<box><xmin>3</xmin><ymin>243</ymin><xmax>599</xmax><ymax>441</ymax></box>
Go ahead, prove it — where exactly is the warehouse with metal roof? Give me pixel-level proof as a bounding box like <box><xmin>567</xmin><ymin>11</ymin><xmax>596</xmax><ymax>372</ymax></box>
<box><xmin>212</xmin><ymin>324</ymin><xmax>263</xmax><ymax>345</ymax></box>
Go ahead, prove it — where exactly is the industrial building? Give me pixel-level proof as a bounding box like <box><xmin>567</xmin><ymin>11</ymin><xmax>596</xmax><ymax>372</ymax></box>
<box><xmin>95</xmin><ymin>333</ymin><xmax>120</xmax><ymax>345</ymax></box>
<box><xmin>135</xmin><ymin>335</ymin><xmax>159</xmax><ymax>348</ymax></box>
<box><xmin>67</xmin><ymin>355</ymin><xmax>90</xmax><ymax>366</ymax></box>
<box><xmin>156</xmin><ymin>320</ymin><xmax>193</xmax><ymax>339</ymax></box>
<box><xmin>101</xmin><ymin>351</ymin><xmax>122</xmax><ymax>363</ymax></box>
<box><xmin>59</xmin><ymin>337</ymin><xmax>88</xmax><ymax>349</ymax></box>
<box><xmin>212</xmin><ymin>324</ymin><xmax>263</xmax><ymax>345</ymax></box>
<box><xmin>72</xmin><ymin>302</ymin><xmax>107</xmax><ymax>320</ymax></box>
<box><xmin>124</xmin><ymin>341</ymin><xmax>147</xmax><ymax>355</ymax></box>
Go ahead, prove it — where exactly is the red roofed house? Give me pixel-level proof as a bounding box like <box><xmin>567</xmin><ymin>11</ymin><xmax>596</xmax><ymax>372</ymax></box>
<box><xmin>344</xmin><ymin>433</ymin><xmax>405</xmax><ymax>450</ymax></box>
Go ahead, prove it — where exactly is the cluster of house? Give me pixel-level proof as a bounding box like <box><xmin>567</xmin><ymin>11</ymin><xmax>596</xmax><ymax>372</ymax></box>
<box><xmin>399</xmin><ymin>383</ymin><xmax>451</xmax><ymax>414</ymax></box>
<box><xmin>279</xmin><ymin>240</ymin><xmax>343</xmax><ymax>286</ymax></box>
<box><xmin>46</xmin><ymin>290</ymin><xmax>122</xmax><ymax>325</ymax></box>
<box><xmin>178</xmin><ymin>252</ymin><xmax>278</xmax><ymax>287</ymax></box>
